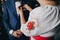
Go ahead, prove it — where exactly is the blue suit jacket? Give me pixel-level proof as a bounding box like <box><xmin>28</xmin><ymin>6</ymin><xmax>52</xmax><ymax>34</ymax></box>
<box><xmin>4</xmin><ymin>0</ymin><xmax>20</xmax><ymax>32</ymax></box>
<box><xmin>3</xmin><ymin>0</ymin><xmax>29</xmax><ymax>40</ymax></box>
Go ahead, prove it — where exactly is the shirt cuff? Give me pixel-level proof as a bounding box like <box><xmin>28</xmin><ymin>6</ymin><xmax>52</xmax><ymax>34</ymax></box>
<box><xmin>9</xmin><ymin>30</ymin><xmax>14</xmax><ymax>35</ymax></box>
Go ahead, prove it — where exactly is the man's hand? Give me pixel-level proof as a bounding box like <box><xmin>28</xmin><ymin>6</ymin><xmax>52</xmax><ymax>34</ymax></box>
<box><xmin>12</xmin><ymin>30</ymin><xmax>22</xmax><ymax>38</ymax></box>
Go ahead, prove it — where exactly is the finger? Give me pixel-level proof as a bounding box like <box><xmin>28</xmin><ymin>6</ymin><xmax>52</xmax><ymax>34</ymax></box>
<box><xmin>17</xmin><ymin>30</ymin><xmax>21</xmax><ymax>31</ymax></box>
<box><xmin>14</xmin><ymin>33</ymin><xmax>21</xmax><ymax>38</ymax></box>
<box><xmin>13</xmin><ymin>34</ymin><xmax>18</xmax><ymax>38</ymax></box>
<box><xmin>19</xmin><ymin>7</ymin><xmax>22</xmax><ymax>9</ymax></box>
<box><xmin>23</xmin><ymin>4</ymin><xmax>27</xmax><ymax>7</ymax></box>
<box><xmin>23</xmin><ymin>4</ymin><xmax>28</xmax><ymax>8</ymax></box>
<box><xmin>16</xmin><ymin>35</ymin><xmax>21</xmax><ymax>38</ymax></box>
<box><xmin>16</xmin><ymin>31</ymin><xmax>22</xmax><ymax>35</ymax></box>
<box><xmin>17</xmin><ymin>30</ymin><xmax>21</xmax><ymax>33</ymax></box>
<box><xmin>15</xmin><ymin>35</ymin><xmax>20</xmax><ymax>38</ymax></box>
<box><xmin>16</xmin><ymin>33</ymin><xmax>22</xmax><ymax>38</ymax></box>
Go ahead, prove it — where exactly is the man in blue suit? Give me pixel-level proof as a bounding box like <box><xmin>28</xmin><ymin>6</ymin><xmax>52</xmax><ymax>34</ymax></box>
<box><xmin>3</xmin><ymin>0</ymin><xmax>29</xmax><ymax>40</ymax></box>
<box><xmin>3</xmin><ymin>0</ymin><xmax>39</xmax><ymax>40</ymax></box>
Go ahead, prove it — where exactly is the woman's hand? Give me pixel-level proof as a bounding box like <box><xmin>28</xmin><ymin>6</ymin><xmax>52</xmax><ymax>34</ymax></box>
<box><xmin>16</xmin><ymin>6</ymin><xmax>22</xmax><ymax>13</ymax></box>
<box><xmin>15</xmin><ymin>1</ymin><xmax>23</xmax><ymax>14</ymax></box>
<box><xmin>23</xmin><ymin>4</ymin><xmax>32</xmax><ymax>12</ymax></box>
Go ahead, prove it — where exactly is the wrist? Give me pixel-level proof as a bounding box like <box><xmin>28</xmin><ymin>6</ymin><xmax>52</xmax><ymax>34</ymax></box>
<box><xmin>9</xmin><ymin>30</ymin><xmax>14</xmax><ymax>35</ymax></box>
<box><xmin>19</xmin><ymin>11</ymin><xmax>24</xmax><ymax>15</ymax></box>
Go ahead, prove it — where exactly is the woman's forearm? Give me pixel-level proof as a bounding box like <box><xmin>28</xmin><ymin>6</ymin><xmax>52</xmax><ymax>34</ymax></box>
<box><xmin>19</xmin><ymin>11</ymin><xmax>26</xmax><ymax>24</ymax></box>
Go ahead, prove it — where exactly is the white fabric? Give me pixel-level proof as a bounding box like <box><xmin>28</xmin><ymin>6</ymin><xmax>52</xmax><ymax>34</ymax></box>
<box><xmin>15</xmin><ymin>1</ymin><xmax>21</xmax><ymax>15</ymax></box>
<box><xmin>20</xmin><ymin>5</ymin><xmax>60</xmax><ymax>38</ymax></box>
<box><xmin>9</xmin><ymin>30</ymin><xmax>14</xmax><ymax>35</ymax></box>
<box><xmin>15</xmin><ymin>1</ymin><xmax>21</xmax><ymax>8</ymax></box>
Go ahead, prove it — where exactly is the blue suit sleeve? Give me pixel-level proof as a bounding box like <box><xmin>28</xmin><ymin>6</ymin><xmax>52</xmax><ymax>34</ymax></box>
<box><xmin>3</xmin><ymin>4</ymin><xmax>12</xmax><ymax>33</ymax></box>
